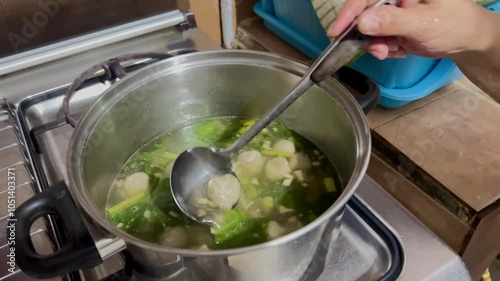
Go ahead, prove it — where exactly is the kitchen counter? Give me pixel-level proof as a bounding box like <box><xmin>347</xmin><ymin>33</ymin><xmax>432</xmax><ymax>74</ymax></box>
<box><xmin>235</xmin><ymin>18</ymin><xmax>500</xmax><ymax>281</ymax></box>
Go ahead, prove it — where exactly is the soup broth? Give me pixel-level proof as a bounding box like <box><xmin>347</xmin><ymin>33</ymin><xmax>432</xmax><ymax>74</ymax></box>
<box><xmin>106</xmin><ymin>117</ymin><xmax>342</xmax><ymax>250</ymax></box>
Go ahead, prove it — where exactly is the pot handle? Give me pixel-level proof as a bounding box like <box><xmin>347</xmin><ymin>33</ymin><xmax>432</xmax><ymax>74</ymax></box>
<box><xmin>62</xmin><ymin>49</ymin><xmax>197</xmax><ymax>127</ymax></box>
<box><xmin>333</xmin><ymin>66</ymin><xmax>380</xmax><ymax>114</ymax></box>
<box><xmin>12</xmin><ymin>181</ymin><xmax>103</xmax><ymax>279</ymax></box>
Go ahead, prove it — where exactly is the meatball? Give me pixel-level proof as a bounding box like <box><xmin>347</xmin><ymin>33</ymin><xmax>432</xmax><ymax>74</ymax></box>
<box><xmin>289</xmin><ymin>153</ymin><xmax>312</xmax><ymax>171</ymax></box>
<box><xmin>273</xmin><ymin>139</ymin><xmax>295</xmax><ymax>154</ymax></box>
<box><xmin>265</xmin><ymin>157</ymin><xmax>292</xmax><ymax>180</ymax></box>
<box><xmin>123</xmin><ymin>172</ymin><xmax>149</xmax><ymax>194</ymax></box>
<box><xmin>267</xmin><ymin>221</ymin><xmax>286</xmax><ymax>239</ymax></box>
<box><xmin>207</xmin><ymin>174</ymin><xmax>241</xmax><ymax>209</ymax></box>
<box><xmin>158</xmin><ymin>227</ymin><xmax>187</xmax><ymax>248</ymax></box>
<box><xmin>234</xmin><ymin>150</ymin><xmax>265</xmax><ymax>177</ymax></box>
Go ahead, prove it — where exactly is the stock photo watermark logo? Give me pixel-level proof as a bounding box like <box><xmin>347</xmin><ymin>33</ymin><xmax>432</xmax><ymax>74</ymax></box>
<box><xmin>381</xmin><ymin>87</ymin><xmax>485</xmax><ymax>192</ymax></box>
<box><xmin>66</xmin><ymin>60</ymin><xmax>166</xmax><ymax>170</ymax></box>
<box><xmin>6</xmin><ymin>167</ymin><xmax>17</xmax><ymax>274</ymax></box>
<box><xmin>7</xmin><ymin>0</ymin><xmax>72</xmax><ymax>52</ymax></box>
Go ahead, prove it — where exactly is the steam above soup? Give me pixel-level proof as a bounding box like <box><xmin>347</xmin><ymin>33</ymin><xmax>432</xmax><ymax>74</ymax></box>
<box><xmin>105</xmin><ymin>117</ymin><xmax>342</xmax><ymax>250</ymax></box>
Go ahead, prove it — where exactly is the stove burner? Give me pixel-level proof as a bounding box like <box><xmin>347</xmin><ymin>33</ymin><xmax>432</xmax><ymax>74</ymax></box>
<box><xmin>100</xmin><ymin>252</ymin><xmax>134</xmax><ymax>281</ymax></box>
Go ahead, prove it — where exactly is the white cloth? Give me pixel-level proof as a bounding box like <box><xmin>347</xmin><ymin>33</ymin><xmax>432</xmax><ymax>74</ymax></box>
<box><xmin>311</xmin><ymin>0</ymin><xmax>346</xmax><ymax>30</ymax></box>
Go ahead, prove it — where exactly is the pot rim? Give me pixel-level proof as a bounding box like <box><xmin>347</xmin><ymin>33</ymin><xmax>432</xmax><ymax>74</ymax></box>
<box><xmin>66</xmin><ymin>49</ymin><xmax>372</xmax><ymax>257</ymax></box>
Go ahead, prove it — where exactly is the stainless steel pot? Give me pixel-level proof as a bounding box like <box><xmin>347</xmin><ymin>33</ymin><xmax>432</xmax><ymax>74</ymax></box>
<box><xmin>13</xmin><ymin>50</ymin><xmax>377</xmax><ymax>280</ymax></box>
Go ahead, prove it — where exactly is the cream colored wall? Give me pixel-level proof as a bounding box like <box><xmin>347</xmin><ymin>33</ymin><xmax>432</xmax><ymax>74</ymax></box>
<box><xmin>189</xmin><ymin>0</ymin><xmax>222</xmax><ymax>45</ymax></box>
<box><xmin>189</xmin><ymin>0</ymin><xmax>258</xmax><ymax>47</ymax></box>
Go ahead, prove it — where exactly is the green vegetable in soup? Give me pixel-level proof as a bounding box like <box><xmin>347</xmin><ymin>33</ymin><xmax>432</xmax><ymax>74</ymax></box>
<box><xmin>107</xmin><ymin>176</ymin><xmax>189</xmax><ymax>243</ymax></box>
<box><xmin>105</xmin><ymin>117</ymin><xmax>343</xmax><ymax>250</ymax></box>
<box><xmin>211</xmin><ymin>209</ymin><xmax>269</xmax><ymax>249</ymax></box>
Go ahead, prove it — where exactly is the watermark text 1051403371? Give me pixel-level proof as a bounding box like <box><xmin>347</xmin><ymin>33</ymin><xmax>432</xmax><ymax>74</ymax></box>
<box><xmin>6</xmin><ymin>167</ymin><xmax>17</xmax><ymax>273</ymax></box>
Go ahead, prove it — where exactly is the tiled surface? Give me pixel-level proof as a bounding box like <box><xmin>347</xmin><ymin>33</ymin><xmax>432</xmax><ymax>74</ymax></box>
<box><xmin>461</xmin><ymin>204</ymin><xmax>500</xmax><ymax>280</ymax></box>
<box><xmin>366</xmin><ymin>81</ymin><xmax>460</xmax><ymax>129</ymax></box>
<box><xmin>375</xmin><ymin>88</ymin><xmax>500</xmax><ymax>212</ymax></box>
<box><xmin>367</xmin><ymin>154</ymin><xmax>470</xmax><ymax>252</ymax></box>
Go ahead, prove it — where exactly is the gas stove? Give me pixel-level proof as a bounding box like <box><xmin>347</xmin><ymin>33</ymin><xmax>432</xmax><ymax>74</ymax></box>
<box><xmin>0</xmin><ymin>6</ymin><xmax>472</xmax><ymax>281</ymax></box>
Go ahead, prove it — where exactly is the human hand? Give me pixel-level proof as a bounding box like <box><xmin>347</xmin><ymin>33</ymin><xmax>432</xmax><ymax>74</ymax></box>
<box><xmin>328</xmin><ymin>0</ymin><xmax>496</xmax><ymax>59</ymax></box>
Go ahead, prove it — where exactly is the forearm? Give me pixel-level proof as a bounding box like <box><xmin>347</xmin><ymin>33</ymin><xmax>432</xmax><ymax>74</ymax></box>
<box><xmin>451</xmin><ymin>11</ymin><xmax>500</xmax><ymax>103</ymax></box>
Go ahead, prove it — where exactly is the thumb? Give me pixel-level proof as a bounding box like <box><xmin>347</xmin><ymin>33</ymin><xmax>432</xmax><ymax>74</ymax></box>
<box><xmin>357</xmin><ymin>5</ymin><xmax>427</xmax><ymax>37</ymax></box>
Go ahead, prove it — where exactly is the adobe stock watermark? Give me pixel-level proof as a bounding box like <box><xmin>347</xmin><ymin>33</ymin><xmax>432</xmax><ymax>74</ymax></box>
<box><xmin>381</xmin><ymin>82</ymin><xmax>492</xmax><ymax>193</ymax></box>
<box><xmin>6</xmin><ymin>167</ymin><xmax>17</xmax><ymax>273</ymax></box>
<box><xmin>7</xmin><ymin>0</ymin><xmax>72</xmax><ymax>52</ymax></box>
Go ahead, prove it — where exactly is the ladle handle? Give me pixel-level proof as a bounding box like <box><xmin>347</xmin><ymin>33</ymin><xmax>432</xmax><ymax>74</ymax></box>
<box><xmin>221</xmin><ymin>0</ymin><xmax>397</xmax><ymax>155</ymax></box>
<box><xmin>220</xmin><ymin>29</ymin><xmax>365</xmax><ymax>155</ymax></box>
<box><xmin>310</xmin><ymin>27</ymin><xmax>370</xmax><ymax>83</ymax></box>
<box><xmin>219</xmin><ymin>75</ymin><xmax>316</xmax><ymax>155</ymax></box>
<box><xmin>311</xmin><ymin>0</ymin><xmax>399</xmax><ymax>82</ymax></box>
<box><xmin>220</xmin><ymin>33</ymin><xmax>360</xmax><ymax>155</ymax></box>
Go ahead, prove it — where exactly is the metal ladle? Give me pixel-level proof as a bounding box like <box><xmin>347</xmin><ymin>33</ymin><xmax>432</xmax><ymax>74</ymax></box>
<box><xmin>170</xmin><ymin>0</ymin><xmax>395</xmax><ymax>226</ymax></box>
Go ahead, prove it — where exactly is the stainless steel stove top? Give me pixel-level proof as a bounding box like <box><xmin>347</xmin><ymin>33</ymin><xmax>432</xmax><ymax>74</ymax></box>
<box><xmin>0</xmin><ymin>8</ymin><xmax>473</xmax><ymax>281</ymax></box>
